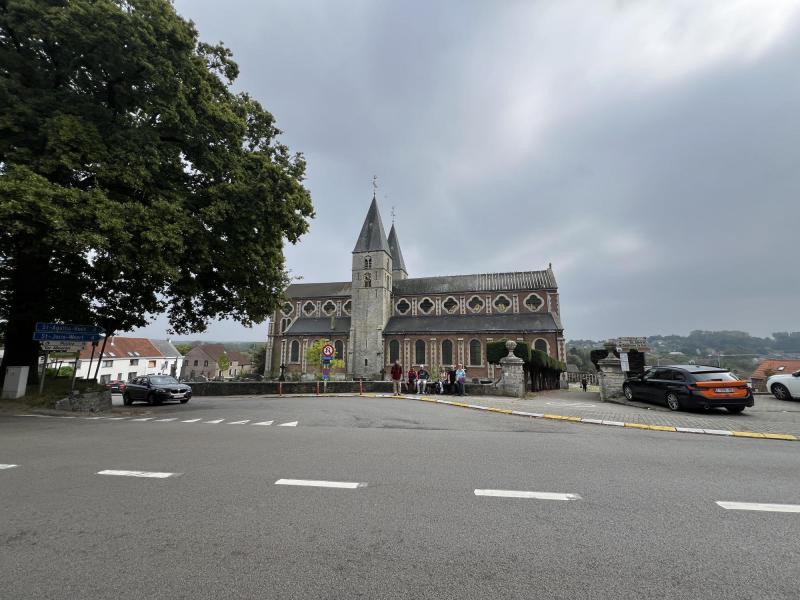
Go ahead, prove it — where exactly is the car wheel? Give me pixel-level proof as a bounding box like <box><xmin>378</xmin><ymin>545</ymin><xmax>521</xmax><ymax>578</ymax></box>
<box><xmin>665</xmin><ymin>392</ymin><xmax>681</xmax><ymax>411</ymax></box>
<box><xmin>180</xmin><ymin>397</ymin><xmax>189</xmax><ymax>404</ymax></box>
<box><xmin>122</xmin><ymin>393</ymin><xmax>132</xmax><ymax>406</ymax></box>
<box><xmin>147</xmin><ymin>393</ymin><xmax>161</xmax><ymax>406</ymax></box>
<box><xmin>622</xmin><ymin>384</ymin><xmax>634</xmax><ymax>401</ymax></box>
<box><xmin>772</xmin><ymin>384</ymin><xmax>791</xmax><ymax>401</ymax></box>
<box><xmin>726</xmin><ymin>406</ymin><xmax>745</xmax><ymax>414</ymax></box>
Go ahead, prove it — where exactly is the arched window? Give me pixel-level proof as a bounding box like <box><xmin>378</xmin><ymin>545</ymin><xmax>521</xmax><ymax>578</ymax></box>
<box><xmin>334</xmin><ymin>340</ymin><xmax>343</xmax><ymax>360</ymax></box>
<box><xmin>389</xmin><ymin>340</ymin><xmax>400</xmax><ymax>363</ymax></box>
<box><xmin>364</xmin><ymin>272</ymin><xmax>372</xmax><ymax>288</ymax></box>
<box><xmin>364</xmin><ymin>256</ymin><xmax>372</xmax><ymax>269</ymax></box>
<box><xmin>280</xmin><ymin>318</ymin><xmax>290</xmax><ymax>333</ymax></box>
<box><xmin>534</xmin><ymin>339</ymin><xmax>549</xmax><ymax>354</ymax></box>
<box><xmin>469</xmin><ymin>339</ymin><xmax>482</xmax><ymax>366</ymax></box>
<box><xmin>290</xmin><ymin>340</ymin><xmax>300</xmax><ymax>363</ymax></box>
<box><xmin>441</xmin><ymin>340</ymin><xmax>453</xmax><ymax>365</ymax></box>
<box><xmin>415</xmin><ymin>339</ymin><xmax>426</xmax><ymax>365</ymax></box>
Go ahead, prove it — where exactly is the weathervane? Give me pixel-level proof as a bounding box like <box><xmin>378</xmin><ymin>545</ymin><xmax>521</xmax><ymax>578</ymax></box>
<box><xmin>390</xmin><ymin>204</ymin><xmax>396</xmax><ymax>224</ymax></box>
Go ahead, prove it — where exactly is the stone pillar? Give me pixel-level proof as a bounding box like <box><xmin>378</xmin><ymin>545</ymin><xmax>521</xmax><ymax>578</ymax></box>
<box><xmin>499</xmin><ymin>341</ymin><xmax>526</xmax><ymax>398</ymax></box>
<box><xmin>597</xmin><ymin>355</ymin><xmax>625</xmax><ymax>402</ymax></box>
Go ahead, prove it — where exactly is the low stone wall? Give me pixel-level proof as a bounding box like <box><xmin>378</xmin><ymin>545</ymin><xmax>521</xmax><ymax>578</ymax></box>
<box><xmin>55</xmin><ymin>389</ymin><xmax>112</xmax><ymax>412</ymax></box>
<box><xmin>188</xmin><ymin>380</ymin><xmax>507</xmax><ymax>397</ymax></box>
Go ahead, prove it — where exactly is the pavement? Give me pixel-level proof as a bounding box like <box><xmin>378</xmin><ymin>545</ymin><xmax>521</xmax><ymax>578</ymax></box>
<box><xmin>1</xmin><ymin>395</ymin><xmax>799</xmax><ymax>599</ymax></box>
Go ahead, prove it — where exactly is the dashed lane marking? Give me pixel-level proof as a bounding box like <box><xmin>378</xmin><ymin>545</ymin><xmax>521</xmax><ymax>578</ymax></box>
<box><xmin>228</xmin><ymin>420</ymin><xmax>251</xmax><ymax>425</ymax></box>
<box><xmin>275</xmin><ymin>478</ymin><xmax>365</xmax><ymax>489</ymax></box>
<box><xmin>97</xmin><ymin>470</ymin><xmax>180</xmax><ymax>478</ymax></box>
<box><xmin>474</xmin><ymin>489</ymin><xmax>582</xmax><ymax>501</ymax></box>
<box><xmin>154</xmin><ymin>418</ymin><xmax>178</xmax><ymax>422</ymax></box>
<box><xmin>131</xmin><ymin>417</ymin><xmax>155</xmax><ymax>422</ymax></box>
<box><xmin>278</xmin><ymin>421</ymin><xmax>298</xmax><ymax>427</ymax></box>
<box><xmin>181</xmin><ymin>418</ymin><xmax>202</xmax><ymax>423</ymax></box>
<box><xmin>716</xmin><ymin>501</ymin><xmax>800</xmax><ymax>513</ymax></box>
<box><xmin>203</xmin><ymin>419</ymin><xmax>225</xmax><ymax>424</ymax></box>
<box><xmin>253</xmin><ymin>421</ymin><xmax>274</xmax><ymax>426</ymax></box>
<box><xmin>0</xmin><ymin>464</ymin><xmax>19</xmax><ymax>470</ymax></box>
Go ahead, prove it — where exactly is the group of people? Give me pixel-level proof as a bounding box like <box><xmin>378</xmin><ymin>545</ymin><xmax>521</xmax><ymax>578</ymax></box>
<box><xmin>389</xmin><ymin>360</ymin><xmax>467</xmax><ymax>396</ymax></box>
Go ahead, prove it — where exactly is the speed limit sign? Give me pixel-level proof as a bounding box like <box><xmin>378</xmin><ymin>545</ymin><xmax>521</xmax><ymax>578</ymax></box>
<box><xmin>322</xmin><ymin>344</ymin><xmax>335</xmax><ymax>358</ymax></box>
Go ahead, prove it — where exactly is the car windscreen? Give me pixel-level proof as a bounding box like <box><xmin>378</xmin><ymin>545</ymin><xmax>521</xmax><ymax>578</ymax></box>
<box><xmin>692</xmin><ymin>371</ymin><xmax>739</xmax><ymax>382</ymax></box>
<box><xmin>150</xmin><ymin>376</ymin><xmax>179</xmax><ymax>385</ymax></box>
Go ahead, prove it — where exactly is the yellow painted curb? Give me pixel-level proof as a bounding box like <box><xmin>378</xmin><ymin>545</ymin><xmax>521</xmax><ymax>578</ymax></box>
<box><xmin>732</xmin><ymin>431</ymin><xmax>766</xmax><ymax>438</ymax></box>
<box><xmin>763</xmin><ymin>433</ymin><xmax>798</xmax><ymax>441</ymax></box>
<box><xmin>624</xmin><ymin>423</ymin><xmax>652</xmax><ymax>430</ymax></box>
<box><xmin>486</xmin><ymin>407</ymin><xmax>513</xmax><ymax>414</ymax></box>
<box><xmin>450</xmin><ymin>402</ymin><xmax>471</xmax><ymax>408</ymax></box>
<box><xmin>544</xmin><ymin>414</ymin><xmax>581</xmax><ymax>422</ymax></box>
<box><xmin>646</xmin><ymin>425</ymin><xmax>678</xmax><ymax>432</ymax></box>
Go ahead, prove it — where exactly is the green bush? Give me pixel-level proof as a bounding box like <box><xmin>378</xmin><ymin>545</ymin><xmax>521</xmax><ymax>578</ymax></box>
<box><xmin>486</xmin><ymin>341</ymin><xmax>530</xmax><ymax>364</ymax></box>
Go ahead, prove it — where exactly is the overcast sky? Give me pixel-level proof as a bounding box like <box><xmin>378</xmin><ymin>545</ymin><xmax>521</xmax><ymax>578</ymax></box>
<box><xmin>134</xmin><ymin>0</ymin><xmax>800</xmax><ymax>342</ymax></box>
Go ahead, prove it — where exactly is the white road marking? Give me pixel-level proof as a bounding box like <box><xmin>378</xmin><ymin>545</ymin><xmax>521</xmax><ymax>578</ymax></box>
<box><xmin>15</xmin><ymin>414</ymin><xmax>53</xmax><ymax>418</ymax></box>
<box><xmin>97</xmin><ymin>470</ymin><xmax>179</xmax><ymax>478</ymax></box>
<box><xmin>601</xmin><ymin>420</ymin><xmax>625</xmax><ymax>427</ymax></box>
<box><xmin>474</xmin><ymin>489</ymin><xmax>582</xmax><ymax>501</ymax></box>
<box><xmin>512</xmin><ymin>410</ymin><xmax>545</xmax><ymax>418</ymax></box>
<box><xmin>203</xmin><ymin>419</ymin><xmax>225</xmax><ymax>424</ymax></box>
<box><xmin>0</xmin><ymin>464</ymin><xmax>19</xmax><ymax>470</ymax></box>
<box><xmin>154</xmin><ymin>418</ymin><xmax>177</xmax><ymax>422</ymax></box>
<box><xmin>181</xmin><ymin>418</ymin><xmax>202</xmax><ymax>423</ymax></box>
<box><xmin>716</xmin><ymin>501</ymin><xmax>800</xmax><ymax>513</ymax></box>
<box><xmin>275</xmin><ymin>479</ymin><xmax>365</xmax><ymax>489</ymax></box>
<box><xmin>580</xmin><ymin>418</ymin><xmax>604</xmax><ymax>425</ymax></box>
<box><xmin>278</xmin><ymin>421</ymin><xmax>298</xmax><ymax>427</ymax></box>
<box><xmin>131</xmin><ymin>417</ymin><xmax>155</xmax><ymax>421</ymax></box>
<box><xmin>228</xmin><ymin>420</ymin><xmax>251</xmax><ymax>425</ymax></box>
<box><xmin>105</xmin><ymin>417</ymin><xmax>129</xmax><ymax>421</ymax></box>
<box><xmin>676</xmin><ymin>427</ymin><xmax>706</xmax><ymax>434</ymax></box>
<box><xmin>704</xmin><ymin>429</ymin><xmax>733</xmax><ymax>436</ymax></box>
<box><xmin>253</xmin><ymin>420</ymin><xmax>274</xmax><ymax>426</ymax></box>
<box><xmin>84</xmin><ymin>416</ymin><xmax>107</xmax><ymax>420</ymax></box>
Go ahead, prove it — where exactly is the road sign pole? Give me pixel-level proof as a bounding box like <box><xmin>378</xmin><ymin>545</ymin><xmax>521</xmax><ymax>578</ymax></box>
<box><xmin>70</xmin><ymin>353</ymin><xmax>79</xmax><ymax>395</ymax></box>
<box><xmin>39</xmin><ymin>351</ymin><xmax>49</xmax><ymax>395</ymax></box>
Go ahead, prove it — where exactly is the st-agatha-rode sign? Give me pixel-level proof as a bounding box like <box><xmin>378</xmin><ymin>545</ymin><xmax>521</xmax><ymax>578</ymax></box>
<box><xmin>322</xmin><ymin>344</ymin><xmax>335</xmax><ymax>358</ymax></box>
<box><xmin>35</xmin><ymin>323</ymin><xmax>103</xmax><ymax>334</ymax></box>
<box><xmin>33</xmin><ymin>322</ymin><xmax>103</xmax><ymax>343</ymax></box>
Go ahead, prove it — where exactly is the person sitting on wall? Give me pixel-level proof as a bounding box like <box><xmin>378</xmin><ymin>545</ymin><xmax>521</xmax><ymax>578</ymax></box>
<box><xmin>390</xmin><ymin>360</ymin><xmax>403</xmax><ymax>396</ymax></box>
<box><xmin>417</xmin><ymin>364</ymin><xmax>429</xmax><ymax>394</ymax></box>
<box><xmin>438</xmin><ymin>369</ymin><xmax>447</xmax><ymax>394</ymax></box>
<box><xmin>407</xmin><ymin>366</ymin><xmax>418</xmax><ymax>394</ymax></box>
<box><xmin>455</xmin><ymin>364</ymin><xmax>466</xmax><ymax>396</ymax></box>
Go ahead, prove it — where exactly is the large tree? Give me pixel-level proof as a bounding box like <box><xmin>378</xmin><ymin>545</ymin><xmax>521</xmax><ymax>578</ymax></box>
<box><xmin>0</xmin><ymin>0</ymin><xmax>314</xmax><ymax>383</ymax></box>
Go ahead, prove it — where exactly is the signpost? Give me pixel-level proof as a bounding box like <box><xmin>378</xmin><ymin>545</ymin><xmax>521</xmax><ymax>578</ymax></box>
<box><xmin>321</xmin><ymin>344</ymin><xmax>334</xmax><ymax>392</ymax></box>
<box><xmin>33</xmin><ymin>323</ymin><xmax>103</xmax><ymax>394</ymax></box>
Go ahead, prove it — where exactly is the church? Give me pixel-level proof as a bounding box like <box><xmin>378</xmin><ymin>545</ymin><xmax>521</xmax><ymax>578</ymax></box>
<box><xmin>265</xmin><ymin>195</ymin><xmax>566</xmax><ymax>380</ymax></box>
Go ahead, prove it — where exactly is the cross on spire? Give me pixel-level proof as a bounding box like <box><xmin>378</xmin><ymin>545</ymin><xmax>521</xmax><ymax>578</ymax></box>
<box><xmin>391</xmin><ymin>204</ymin><xmax>396</xmax><ymax>224</ymax></box>
<box><xmin>372</xmin><ymin>174</ymin><xmax>378</xmax><ymax>198</ymax></box>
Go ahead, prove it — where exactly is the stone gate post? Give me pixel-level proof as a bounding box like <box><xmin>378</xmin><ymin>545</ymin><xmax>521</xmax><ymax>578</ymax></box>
<box><xmin>597</xmin><ymin>354</ymin><xmax>625</xmax><ymax>402</ymax></box>
<box><xmin>499</xmin><ymin>340</ymin><xmax>526</xmax><ymax>398</ymax></box>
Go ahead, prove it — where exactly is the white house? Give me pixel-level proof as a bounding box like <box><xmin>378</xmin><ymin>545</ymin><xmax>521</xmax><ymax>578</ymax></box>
<box><xmin>67</xmin><ymin>337</ymin><xmax>184</xmax><ymax>384</ymax></box>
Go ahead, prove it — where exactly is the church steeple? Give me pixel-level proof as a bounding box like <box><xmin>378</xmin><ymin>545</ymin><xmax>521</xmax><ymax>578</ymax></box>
<box><xmin>353</xmin><ymin>194</ymin><xmax>391</xmax><ymax>254</ymax></box>
<box><xmin>388</xmin><ymin>223</ymin><xmax>408</xmax><ymax>280</ymax></box>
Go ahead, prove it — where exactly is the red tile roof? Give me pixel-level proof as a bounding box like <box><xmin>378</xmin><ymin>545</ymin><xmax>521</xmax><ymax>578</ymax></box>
<box><xmin>751</xmin><ymin>359</ymin><xmax>800</xmax><ymax>380</ymax></box>
<box><xmin>78</xmin><ymin>337</ymin><xmax>162</xmax><ymax>360</ymax></box>
<box><xmin>228</xmin><ymin>350</ymin><xmax>251</xmax><ymax>366</ymax></box>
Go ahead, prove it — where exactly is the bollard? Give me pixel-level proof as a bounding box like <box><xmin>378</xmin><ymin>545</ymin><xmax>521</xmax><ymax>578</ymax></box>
<box><xmin>279</xmin><ymin>381</ymin><xmax>283</xmax><ymax>396</ymax></box>
<box><xmin>359</xmin><ymin>379</ymin><xmax>363</xmax><ymax>396</ymax></box>
<box><xmin>316</xmin><ymin>381</ymin><xmax>320</xmax><ymax>395</ymax></box>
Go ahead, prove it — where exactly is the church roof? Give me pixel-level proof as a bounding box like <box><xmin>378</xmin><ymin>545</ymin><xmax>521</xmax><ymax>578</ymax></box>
<box><xmin>393</xmin><ymin>269</ymin><xmax>556</xmax><ymax>295</ymax></box>
<box><xmin>284</xmin><ymin>317</ymin><xmax>352</xmax><ymax>335</ymax></box>
<box><xmin>384</xmin><ymin>312</ymin><xmax>561</xmax><ymax>334</ymax></box>
<box><xmin>353</xmin><ymin>196</ymin><xmax>391</xmax><ymax>254</ymax></box>
<box><xmin>387</xmin><ymin>224</ymin><xmax>407</xmax><ymax>273</ymax></box>
<box><xmin>285</xmin><ymin>281</ymin><xmax>352</xmax><ymax>298</ymax></box>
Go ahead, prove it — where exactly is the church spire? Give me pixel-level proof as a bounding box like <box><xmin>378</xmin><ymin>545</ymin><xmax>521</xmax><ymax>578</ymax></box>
<box><xmin>388</xmin><ymin>223</ymin><xmax>408</xmax><ymax>279</ymax></box>
<box><xmin>353</xmin><ymin>195</ymin><xmax>391</xmax><ymax>254</ymax></box>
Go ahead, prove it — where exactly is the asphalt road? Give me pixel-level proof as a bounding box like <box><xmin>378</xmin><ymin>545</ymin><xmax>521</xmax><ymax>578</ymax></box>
<box><xmin>1</xmin><ymin>396</ymin><xmax>799</xmax><ymax>599</ymax></box>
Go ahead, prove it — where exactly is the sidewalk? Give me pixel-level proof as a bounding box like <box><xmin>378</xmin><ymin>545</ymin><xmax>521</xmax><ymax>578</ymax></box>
<box><xmin>445</xmin><ymin>389</ymin><xmax>800</xmax><ymax>439</ymax></box>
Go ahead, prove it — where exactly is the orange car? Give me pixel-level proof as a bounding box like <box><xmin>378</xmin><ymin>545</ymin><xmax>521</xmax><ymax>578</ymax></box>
<box><xmin>623</xmin><ymin>365</ymin><xmax>753</xmax><ymax>413</ymax></box>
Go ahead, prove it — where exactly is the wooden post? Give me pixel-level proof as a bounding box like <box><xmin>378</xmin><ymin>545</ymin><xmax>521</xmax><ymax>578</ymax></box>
<box><xmin>39</xmin><ymin>351</ymin><xmax>49</xmax><ymax>394</ymax></box>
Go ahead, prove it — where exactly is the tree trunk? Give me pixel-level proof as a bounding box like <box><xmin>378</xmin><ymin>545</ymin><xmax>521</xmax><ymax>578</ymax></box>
<box><xmin>0</xmin><ymin>248</ymin><xmax>52</xmax><ymax>386</ymax></box>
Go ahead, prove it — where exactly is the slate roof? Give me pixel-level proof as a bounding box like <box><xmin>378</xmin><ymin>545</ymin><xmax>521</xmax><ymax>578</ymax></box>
<box><xmin>228</xmin><ymin>350</ymin><xmax>252</xmax><ymax>366</ymax></box>
<box><xmin>353</xmin><ymin>196</ymin><xmax>391</xmax><ymax>254</ymax></box>
<box><xmin>192</xmin><ymin>343</ymin><xmax>226</xmax><ymax>362</ymax></box>
<box><xmin>285</xmin><ymin>281</ymin><xmax>352</xmax><ymax>299</ymax></box>
<box><xmin>393</xmin><ymin>269</ymin><xmax>556</xmax><ymax>295</ymax></box>
<box><xmin>383</xmin><ymin>313</ymin><xmax>561</xmax><ymax>334</ymax></box>
<box><xmin>284</xmin><ymin>317</ymin><xmax>352</xmax><ymax>336</ymax></box>
<box><xmin>751</xmin><ymin>359</ymin><xmax>800</xmax><ymax>380</ymax></box>
<box><xmin>150</xmin><ymin>339</ymin><xmax>181</xmax><ymax>358</ymax></box>
<box><xmin>387</xmin><ymin>224</ymin><xmax>407</xmax><ymax>274</ymax></box>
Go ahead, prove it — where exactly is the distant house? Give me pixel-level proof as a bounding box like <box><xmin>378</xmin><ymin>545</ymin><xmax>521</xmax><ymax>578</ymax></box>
<box><xmin>750</xmin><ymin>359</ymin><xmax>800</xmax><ymax>392</ymax></box>
<box><xmin>70</xmin><ymin>337</ymin><xmax>183</xmax><ymax>384</ymax></box>
<box><xmin>180</xmin><ymin>345</ymin><xmax>253</xmax><ymax>380</ymax></box>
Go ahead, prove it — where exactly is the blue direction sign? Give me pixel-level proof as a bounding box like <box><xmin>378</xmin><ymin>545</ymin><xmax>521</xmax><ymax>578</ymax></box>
<box><xmin>33</xmin><ymin>331</ymin><xmax>101</xmax><ymax>342</ymax></box>
<box><xmin>35</xmin><ymin>323</ymin><xmax>103</xmax><ymax>334</ymax></box>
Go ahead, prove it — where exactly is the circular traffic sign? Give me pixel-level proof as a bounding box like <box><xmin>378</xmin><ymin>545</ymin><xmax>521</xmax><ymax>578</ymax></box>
<box><xmin>322</xmin><ymin>344</ymin><xmax>335</xmax><ymax>357</ymax></box>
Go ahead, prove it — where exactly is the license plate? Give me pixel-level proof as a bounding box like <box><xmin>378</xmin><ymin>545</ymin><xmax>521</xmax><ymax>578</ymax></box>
<box><xmin>715</xmin><ymin>388</ymin><xmax>734</xmax><ymax>393</ymax></box>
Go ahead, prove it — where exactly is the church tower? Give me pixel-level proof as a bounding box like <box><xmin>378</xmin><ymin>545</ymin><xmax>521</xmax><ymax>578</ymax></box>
<box><xmin>388</xmin><ymin>224</ymin><xmax>408</xmax><ymax>281</ymax></box>
<box><xmin>349</xmin><ymin>195</ymin><xmax>393</xmax><ymax>378</ymax></box>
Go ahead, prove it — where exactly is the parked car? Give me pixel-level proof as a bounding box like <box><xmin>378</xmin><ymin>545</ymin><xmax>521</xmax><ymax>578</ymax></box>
<box><xmin>122</xmin><ymin>375</ymin><xmax>192</xmax><ymax>406</ymax></box>
<box><xmin>105</xmin><ymin>379</ymin><xmax>127</xmax><ymax>393</ymax></box>
<box><xmin>766</xmin><ymin>370</ymin><xmax>800</xmax><ymax>401</ymax></box>
<box><xmin>622</xmin><ymin>365</ymin><xmax>753</xmax><ymax>413</ymax></box>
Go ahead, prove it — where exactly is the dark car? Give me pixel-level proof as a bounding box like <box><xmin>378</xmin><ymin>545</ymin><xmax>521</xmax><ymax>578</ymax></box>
<box><xmin>622</xmin><ymin>365</ymin><xmax>753</xmax><ymax>413</ymax></box>
<box><xmin>122</xmin><ymin>375</ymin><xmax>192</xmax><ymax>406</ymax></box>
<box><xmin>105</xmin><ymin>379</ymin><xmax>127</xmax><ymax>393</ymax></box>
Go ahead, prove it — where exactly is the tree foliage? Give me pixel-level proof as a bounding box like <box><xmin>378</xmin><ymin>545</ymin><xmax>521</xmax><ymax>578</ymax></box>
<box><xmin>0</xmin><ymin>0</ymin><xmax>314</xmax><ymax>383</ymax></box>
<box><xmin>304</xmin><ymin>339</ymin><xmax>344</xmax><ymax>377</ymax></box>
<box><xmin>217</xmin><ymin>352</ymin><xmax>230</xmax><ymax>372</ymax></box>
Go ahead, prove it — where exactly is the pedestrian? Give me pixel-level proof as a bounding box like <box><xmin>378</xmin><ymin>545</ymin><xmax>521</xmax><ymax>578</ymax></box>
<box><xmin>390</xmin><ymin>360</ymin><xmax>403</xmax><ymax>396</ymax></box>
<box><xmin>438</xmin><ymin>369</ymin><xmax>447</xmax><ymax>394</ymax></box>
<box><xmin>448</xmin><ymin>366</ymin><xmax>457</xmax><ymax>394</ymax></box>
<box><xmin>455</xmin><ymin>364</ymin><xmax>466</xmax><ymax>396</ymax></box>
<box><xmin>417</xmin><ymin>364</ymin><xmax>429</xmax><ymax>394</ymax></box>
<box><xmin>407</xmin><ymin>365</ymin><xmax>418</xmax><ymax>394</ymax></box>
<box><xmin>581</xmin><ymin>376</ymin><xmax>588</xmax><ymax>392</ymax></box>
